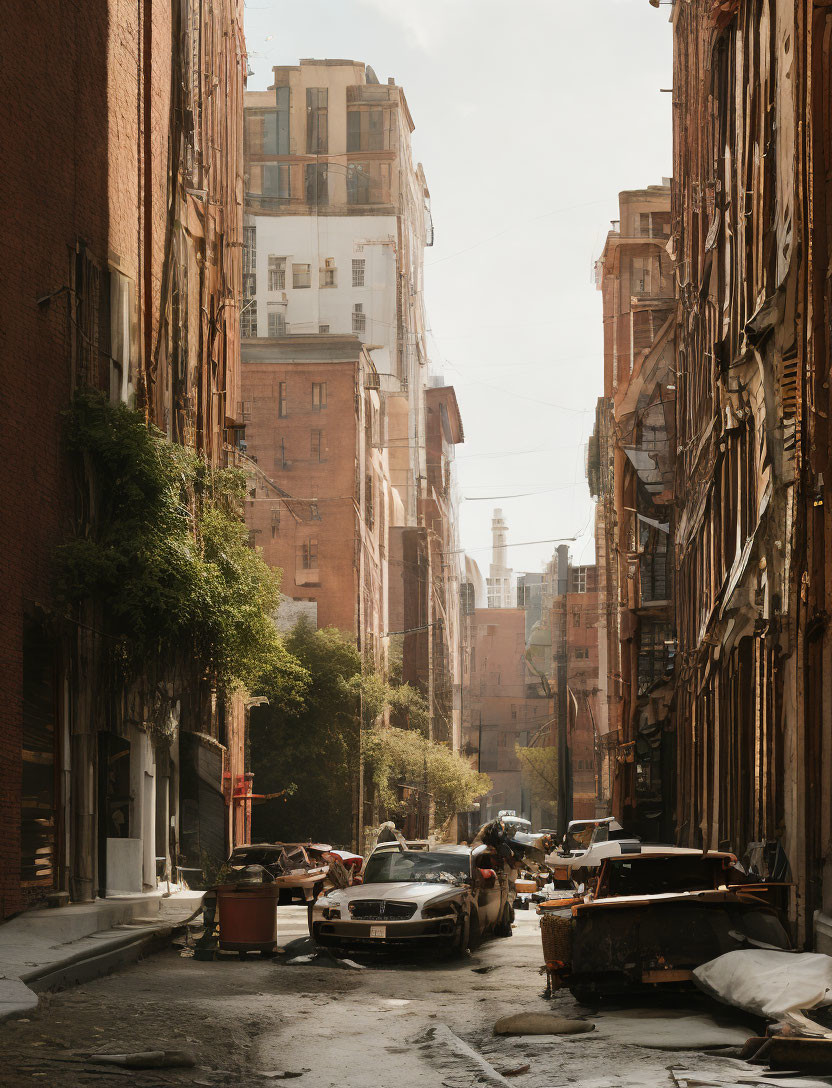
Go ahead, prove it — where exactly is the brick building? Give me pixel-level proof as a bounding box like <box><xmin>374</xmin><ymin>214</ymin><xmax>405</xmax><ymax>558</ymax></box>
<box><xmin>588</xmin><ymin>184</ymin><xmax>677</xmax><ymax>841</ymax></box>
<box><xmin>241</xmin><ymin>335</ymin><xmax>389</xmax><ymax>660</ymax></box>
<box><xmin>666</xmin><ymin>0</ymin><xmax>832</xmax><ymax>946</ymax></box>
<box><xmin>240</xmin><ymin>58</ymin><xmax>463</xmax><ymax>750</ymax></box>
<box><xmin>0</xmin><ymin>1</ymin><xmax>246</xmax><ymax>918</ymax></box>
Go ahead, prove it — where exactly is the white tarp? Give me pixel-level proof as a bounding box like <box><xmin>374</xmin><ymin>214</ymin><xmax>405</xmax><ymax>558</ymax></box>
<box><xmin>693</xmin><ymin>950</ymin><xmax>832</xmax><ymax>1036</ymax></box>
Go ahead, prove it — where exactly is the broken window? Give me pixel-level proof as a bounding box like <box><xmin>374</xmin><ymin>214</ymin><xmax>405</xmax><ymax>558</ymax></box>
<box><xmin>352</xmin><ymin>258</ymin><xmax>366</xmax><ymax>287</ymax></box>
<box><xmin>292</xmin><ymin>263</ymin><xmax>311</xmax><ymax>289</ymax></box>
<box><xmin>320</xmin><ymin>258</ymin><xmax>337</xmax><ymax>287</ymax></box>
<box><xmin>352</xmin><ymin>303</ymin><xmax>366</xmax><ymax>334</ymax></box>
<box><xmin>278</xmin><ymin>381</ymin><xmax>288</xmax><ymax>418</ymax></box>
<box><xmin>268</xmin><ymin>256</ymin><xmax>286</xmax><ymax>291</ymax></box>
<box><xmin>305</xmin><ymin>163</ymin><xmax>328</xmax><ymax>205</ymax></box>
<box><xmin>312</xmin><ymin>382</ymin><xmax>327</xmax><ymax>411</ymax></box>
<box><xmin>630</xmin><ymin>256</ymin><xmax>652</xmax><ymax>296</ymax></box>
<box><xmin>306</xmin><ymin>88</ymin><xmax>328</xmax><ymax>153</ymax></box>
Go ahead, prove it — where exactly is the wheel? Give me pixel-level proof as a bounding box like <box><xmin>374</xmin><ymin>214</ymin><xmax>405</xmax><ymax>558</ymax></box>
<box><xmin>570</xmin><ymin>985</ymin><xmax>598</xmax><ymax>1007</ymax></box>
<box><xmin>494</xmin><ymin>902</ymin><xmax>513</xmax><ymax>938</ymax></box>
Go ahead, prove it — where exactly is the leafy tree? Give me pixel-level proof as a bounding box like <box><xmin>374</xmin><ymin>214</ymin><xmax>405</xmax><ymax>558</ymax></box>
<box><xmin>249</xmin><ymin>619</ymin><xmax>491</xmax><ymax>846</ymax></box>
<box><xmin>515</xmin><ymin>743</ymin><xmax>558</xmax><ymax>828</ymax></box>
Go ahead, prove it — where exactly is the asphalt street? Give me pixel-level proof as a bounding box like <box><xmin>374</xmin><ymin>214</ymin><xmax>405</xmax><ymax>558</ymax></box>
<box><xmin>0</xmin><ymin>907</ymin><xmax>808</xmax><ymax>1088</ymax></box>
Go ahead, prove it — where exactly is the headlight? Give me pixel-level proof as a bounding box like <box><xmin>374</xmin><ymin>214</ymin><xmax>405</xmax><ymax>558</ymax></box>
<box><xmin>322</xmin><ymin>907</ymin><xmax>341</xmax><ymax>920</ymax></box>
<box><xmin>422</xmin><ymin>900</ymin><xmax>460</xmax><ymax>919</ymax></box>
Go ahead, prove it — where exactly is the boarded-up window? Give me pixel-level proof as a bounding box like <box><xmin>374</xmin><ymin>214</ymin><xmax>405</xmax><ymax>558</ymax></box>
<box><xmin>312</xmin><ymin>382</ymin><xmax>327</xmax><ymax>411</ymax></box>
<box><xmin>278</xmin><ymin>382</ymin><xmax>288</xmax><ymax>418</ymax></box>
<box><xmin>311</xmin><ymin>429</ymin><xmax>327</xmax><ymax>462</ymax></box>
<box><xmin>305</xmin><ymin>163</ymin><xmax>328</xmax><ymax>205</ymax></box>
<box><xmin>347</xmin><ymin>109</ymin><xmax>390</xmax><ymax>151</ymax></box>
<box><xmin>301</xmin><ymin>537</ymin><xmax>318</xmax><ymax>569</ymax></box>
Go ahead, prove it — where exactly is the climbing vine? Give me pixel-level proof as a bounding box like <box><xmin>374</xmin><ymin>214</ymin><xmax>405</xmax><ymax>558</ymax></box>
<box><xmin>55</xmin><ymin>390</ymin><xmax>307</xmax><ymax>728</ymax></box>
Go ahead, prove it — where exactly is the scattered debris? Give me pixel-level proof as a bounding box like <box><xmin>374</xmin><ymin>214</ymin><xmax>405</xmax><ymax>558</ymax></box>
<box><xmin>493</xmin><ymin>1013</ymin><xmax>594</xmax><ymax>1036</ymax></box>
<box><xmin>428</xmin><ymin>1024</ymin><xmax>513</xmax><ymax>1087</ymax></box>
<box><xmin>473</xmin><ymin>965</ymin><xmax>497</xmax><ymax>974</ymax></box>
<box><xmin>91</xmin><ymin>1049</ymin><xmax>196</xmax><ymax>1069</ymax></box>
<box><xmin>495</xmin><ymin>1062</ymin><xmax>531</xmax><ymax>1077</ymax></box>
<box><xmin>693</xmin><ymin>950</ymin><xmax>832</xmax><ymax>1037</ymax></box>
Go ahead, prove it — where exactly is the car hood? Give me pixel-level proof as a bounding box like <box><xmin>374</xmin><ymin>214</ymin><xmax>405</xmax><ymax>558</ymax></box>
<box><xmin>325</xmin><ymin>881</ymin><xmax>467</xmax><ymax>907</ymax></box>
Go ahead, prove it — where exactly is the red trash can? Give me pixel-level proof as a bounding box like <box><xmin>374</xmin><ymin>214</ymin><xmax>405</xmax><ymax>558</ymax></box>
<box><xmin>215</xmin><ymin>882</ymin><xmax>279</xmax><ymax>955</ymax></box>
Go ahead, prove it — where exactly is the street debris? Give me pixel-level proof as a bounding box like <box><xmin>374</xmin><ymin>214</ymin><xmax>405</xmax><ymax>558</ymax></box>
<box><xmin>693</xmin><ymin>950</ymin><xmax>832</xmax><ymax>1037</ymax></box>
<box><xmin>670</xmin><ymin>1066</ymin><xmax>832</xmax><ymax>1088</ymax></box>
<box><xmin>90</xmin><ymin>1048</ymin><xmax>196</xmax><ymax>1069</ymax></box>
<box><xmin>427</xmin><ymin>1024</ymin><xmax>514</xmax><ymax>1087</ymax></box>
<box><xmin>493</xmin><ymin>1013</ymin><xmax>594</xmax><ymax>1035</ymax></box>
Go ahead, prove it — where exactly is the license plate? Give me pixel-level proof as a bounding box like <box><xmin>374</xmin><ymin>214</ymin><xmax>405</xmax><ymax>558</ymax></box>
<box><xmin>369</xmin><ymin>925</ymin><xmax>387</xmax><ymax>938</ymax></box>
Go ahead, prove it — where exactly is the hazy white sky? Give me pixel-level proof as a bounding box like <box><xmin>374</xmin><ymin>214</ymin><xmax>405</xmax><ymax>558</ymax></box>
<box><xmin>244</xmin><ymin>0</ymin><xmax>673</xmax><ymax>577</ymax></box>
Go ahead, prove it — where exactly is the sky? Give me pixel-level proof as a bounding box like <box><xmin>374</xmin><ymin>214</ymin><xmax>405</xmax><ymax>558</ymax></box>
<box><xmin>244</xmin><ymin>0</ymin><xmax>674</xmax><ymax>578</ymax></box>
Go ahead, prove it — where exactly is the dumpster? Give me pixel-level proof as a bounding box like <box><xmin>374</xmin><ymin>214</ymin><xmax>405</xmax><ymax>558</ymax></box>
<box><xmin>216</xmin><ymin>882</ymin><xmax>279</xmax><ymax>956</ymax></box>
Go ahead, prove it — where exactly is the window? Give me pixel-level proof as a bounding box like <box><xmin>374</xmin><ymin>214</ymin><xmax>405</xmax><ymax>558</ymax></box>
<box><xmin>270</xmin><ymin>503</ymin><xmax>281</xmax><ymax>527</ymax></box>
<box><xmin>352</xmin><ymin>303</ymin><xmax>366</xmax><ymax>334</ymax></box>
<box><xmin>365</xmin><ymin>473</ymin><xmax>374</xmax><ymax>529</ymax></box>
<box><xmin>347</xmin><ymin>109</ymin><xmax>389</xmax><ymax>152</ymax></box>
<box><xmin>278</xmin><ymin>382</ymin><xmax>287</xmax><ymax>418</ymax></box>
<box><xmin>304</xmin><ymin>163</ymin><xmax>328</xmax><ymax>205</ymax></box>
<box><xmin>293</xmin><ymin>263</ymin><xmax>311</xmax><ymax>289</ymax></box>
<box><xmin>306</xmin><ymin>88</ymin><xmax>328</xmax><ymax>153</ymax></box>
<box><xmin>572</xmin><ymin>566</ymin><xmax>588</xmax><ymax>593</ymax></box>
<box><xmin>352</xmin><ymin>259</ymin><xmax>365</xmax><ymax>287</ymax></box>
<box><xmin>301</xmin><ymin>537</ymin><xmax>318</xmax><ymax>569</ymax></box>
<box><xmin>261</xmin><ymin>163</ymin><xmax>290</xmax><ymax>200</ymax></box>
<box><xmin>245</xmin><ymin>110</ymin><xmax>278</xmax><ymax>155</ymax></box>
<box><xmin>242</xmin><ymin>273</ymin><xmax>256</xmax><ymax>301</ymax></box>
<box><xmin>320</xmin><ymin>258</ymin><xmax>337</xmax><ymax>287</ymax></box>
<box><xmin>240</xmin><ymin>299</ymin><xmax>257</xmax><ymax>338</ymax></box>
<box><xmin>573</xmin><ymin>610</ymin><xmax>581</xmax><ymax>628</ymax></box>
<box><xmin>275</xmin><ymin>85</ymin><xmax>290</xmax><ymax>153</ymax></box>
<box><xmin>278</xmin><ymin>438</ymin><xmax>289</xmax><ymax>469</ymax></box>
<box><xmin>267</xmin><ymin>307</ymin><xmax>286</xmax><ymax>337</ymax></box>
<box><xmin>310</xmin><ymin>501</ymin><xmax>321</xmax><ymax>521</ymax></box>
<box><xmin>630</xmin><ymin>256</ymin><xmax>653</xmax><ymax>296</ymax></box>
<box><xmin>243</xmin><ymin>226</ymin><xmax>256</xmax><ymax>274</ymax></box>
<box><xmin>318</xmin><ymin>324</ymin><xmax>330</xmax><ymax>334</ymax></box>
<box><xmin>268</xmin><ymin>256</ymin><xmax>286</xmax><ymax>291</ymax></box>
<box><xmin>311</xmin><ymin>429</ymin><xmax>327</xmax><ymax>462</ymax></box>
<box><xmin>312</xmin><ymin>382</ymin><xmax>327</xmax><ymax>411</ymax></box>
<box><xmin>574</xmin><ymin>647</ymin><xmax>590</xmax><ymax>660</ymax></box>
<box><xmin>347</xmin><ymin>161</ymin><xmax>391</xmax><ymax>205</ymax></box>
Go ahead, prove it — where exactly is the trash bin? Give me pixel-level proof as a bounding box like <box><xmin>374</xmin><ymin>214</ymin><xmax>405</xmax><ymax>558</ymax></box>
<box><xmin>215</xmin><ymin>882</ymin><xmax>279</xmax><ymax>956</ymax></box>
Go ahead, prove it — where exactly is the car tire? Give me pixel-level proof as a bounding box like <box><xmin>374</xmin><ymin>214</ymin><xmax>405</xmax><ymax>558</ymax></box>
<box><xmin>570</xmin><ymin>986</ymin><xmax>598</xmax><ymax>1007</ymax></box>
<box><xmin>494</xmin><ymin>902</ymin><xmax>513</xmax><ymax>938</ymax></box>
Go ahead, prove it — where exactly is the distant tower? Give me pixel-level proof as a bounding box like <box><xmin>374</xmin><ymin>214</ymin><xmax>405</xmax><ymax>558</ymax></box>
<box><xmin>487</xmin><ymin>508</ymin><xmax>514</xmax><ymax>607</ymax></box>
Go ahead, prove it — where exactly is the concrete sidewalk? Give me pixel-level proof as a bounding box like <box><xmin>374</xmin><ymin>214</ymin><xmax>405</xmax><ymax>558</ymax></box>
<box><xmin>0</xmin><ymin>890</ymin><xmax>203</xmax><ymax>1023</ymax></box>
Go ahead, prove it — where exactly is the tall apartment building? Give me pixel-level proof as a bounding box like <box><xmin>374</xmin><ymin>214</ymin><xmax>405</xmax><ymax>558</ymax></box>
<box><xmin>242</xmin><ymin>59</ymin><xmax>432</xmax><ymax>524</ymax></box>
<box><xmin>588</xmin><ymin>184</ymin><xmax>677</xmax><ymax>841</ymax></box>
<box><xmin>242</xmin><ymin>335</ymin><xmax>389</xmax><ymax>660</ymax></box>
<box><xmin>241</xmin><ymin>59</ymin><xmax>463</xmax><ymax>746</ymax></box>
<box><xmin>0</xmin><ymin>1</ymin><xmax>246</xmax><ymax>917</ymax></box>
<box><xmin>666</xmin><ymin>0</ymin><xmax>832</xmax><ymax>946</ymax></box>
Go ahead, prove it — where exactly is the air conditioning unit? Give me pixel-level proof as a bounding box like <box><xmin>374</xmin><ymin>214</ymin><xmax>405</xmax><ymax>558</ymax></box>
<box><xmin>325</xmin><ymin>257</ymin><xmax>336</xmax><ymax>269</ymax></box>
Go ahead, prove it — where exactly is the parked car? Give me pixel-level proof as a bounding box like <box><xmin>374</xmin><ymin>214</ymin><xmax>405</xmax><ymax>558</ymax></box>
<box><xmin>226</xmin><ymin>842</ymin><xmax>362</xmax><ymax>904</ymax></box>
<box><xmin>309</xmin><ymin>843</ymin><xmax>514</xmax><ymax>954</ymax></box>
<box><xmin>545</xmin><ymin>817</ymin><xmax>642</xmax><ymax>885</ymax></box>
<box><xmin>565</xmin><ymin>850</ymin><xmax>792</xmax><ymax>1002</ymax></box>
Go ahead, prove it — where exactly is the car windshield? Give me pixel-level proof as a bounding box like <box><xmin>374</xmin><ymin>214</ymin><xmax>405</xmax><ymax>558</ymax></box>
<box><xmin>363</xmin><ymin>850</ymin><xmax>471</xmax><ymax>886</ymax></box>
